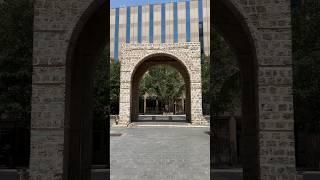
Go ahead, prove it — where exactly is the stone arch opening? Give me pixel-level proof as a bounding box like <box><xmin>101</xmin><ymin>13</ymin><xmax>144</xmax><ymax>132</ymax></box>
<box><xmin>130</xmin><ymin>53</ymin><xmax>192</xmax><ymax>123</ymax></box>
<box><xmin>64</xmin><ymin>1</ymin><xmax>107</xmax><ymax>179</ymax></box>
<box><xmin>213</xmin><ymin>0</ymin><xmax>260</xmax><ymax>179</ymax></box>
<box><xmin>30</xmin><ymin>0</ymin><xmax>109</xmax><ymax>179</ymax></box>
<box><xmin>118</xmin><ymin>43</ymin><xmax>206</xmax><ymax>125</ymax></box>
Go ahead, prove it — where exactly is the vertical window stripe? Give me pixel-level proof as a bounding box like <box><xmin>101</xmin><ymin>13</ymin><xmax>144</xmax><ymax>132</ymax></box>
<box><xmin>114</xmin><ymin>8</ymin><xmax>119</xmax><ymax>61</ymax></box>
<box><xmin>198</xmin><ymin>0</ymin><xmax>205</xmax><ymax>58</ymax></box>
<box><xmin>173</xmin><ymin>2</ymin><xmax>178</xmax><ymax>43</ymax></box>
<box><xmin>161</xmin><ymin>3</ymin><xmax>166</xmax><ymax>43</ymax></box>
<box><xmin>149</xmin><ymin>5</ymin><xmax>154</xmax><ymax>43</ymax></box>
<box><xmin>198</xmin><ymin>0</ymin><xmax>203</xmax><ymax>23</ymax></box>
<box><xmin>138</xmin><ymin>6</ymin><xmax>142</xmax><ymax>43</ymax></box>
<box><xmin>186</xmin><ymin>1</ymin><xmax>191</xmax><ymax>42</ymax></box>
<box><xmin>126</xmin><ymin>7</ymin><xmax>131</xmax><ymax>43</ymax></box>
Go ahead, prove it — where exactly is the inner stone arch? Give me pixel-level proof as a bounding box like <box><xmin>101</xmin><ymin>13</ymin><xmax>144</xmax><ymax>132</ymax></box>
<box><xmin>118</xmin><ymin>43</ymin><xmax>206</xmax><ymax>125</ymax></box>
<box><xmin>130</xmin><ymin>54</ymin><xmax>192</xmax><ymax>123</ymax></box>
<box><xmin>212</xmin><ymin>0</ymin><xmax>300</xmax><ymax>179</ymax></box>
<box><xmin>213</xmin><ymin>0</ymin><xmax>260</xmax><ymax>178</ymax></box>
<box><xmin>30</xmin><ymin>0</ymin><xmax>108</xmax><ymax>179</ymax></box>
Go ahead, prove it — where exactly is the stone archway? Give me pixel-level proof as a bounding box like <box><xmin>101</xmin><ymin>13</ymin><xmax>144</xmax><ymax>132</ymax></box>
<box><xmin>30</xmin><ymin>0</ymin><xmax>107</xmax><ymax>179</ymax></box>
<box><xmin>118</xmin><ymin>43</ymin><xmax>206</xmax><ymax>125</ymax></box>
<box><xmin>130</xmin><ymin>55</ymin><xmax>192</xmax><ymax>123</ymax></box>
<box><xmin>30</xmin><ymin>0</ymin><xmax>301</xmax><ymax>179</ymax></box>
<box><xmin>213</xmin><ymin>0</ymin><xmax>301</xmax><ymax>179</ymax></box>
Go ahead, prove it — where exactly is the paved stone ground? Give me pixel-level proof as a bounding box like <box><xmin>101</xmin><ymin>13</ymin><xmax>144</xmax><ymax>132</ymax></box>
<box><xmin>210</xmin><ymin>169</ymin><xmax>320</xmax><ymax>180</ymax></box>
<box><xmin>0</xmin><ymin>169</ymin><xmax>319</xmax><ymax>180</ymax></box>
<box><xmin>110</xmin><ymin>126</ymin><xmax>210</xmax><ymax>180</ymax></box>
<box><xmin>1</xmin><ymin>123</ymin><xmax>319</xmax><ymax>180</ymax></box>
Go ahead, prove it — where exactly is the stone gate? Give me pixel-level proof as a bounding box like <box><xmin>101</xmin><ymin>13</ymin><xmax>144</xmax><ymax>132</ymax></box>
<box><xmin>118</xmin><ymin>42</ymin><xmax>206</xmax><ymax>125</ymax></box>
<box><xmin>30</xmin><ymin>0</ymin><xmax>301</xmax><ymax>179</ymax></box>
<box><xmin>213</xmin><ymin>0</ymin><xmax>301</xmax><ymax>179</ymax></box>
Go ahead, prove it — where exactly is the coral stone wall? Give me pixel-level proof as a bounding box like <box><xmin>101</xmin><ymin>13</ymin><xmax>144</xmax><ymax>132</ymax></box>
<box><xmin>225</xmin><ymin>0</ymin><xmax>301</xmax><ymax>179</ymax></box>
<box><xmin>31</xmin><ymin>0</ymin><xmax>102</xmax><ymax>179</ymax></box>
<box><xmin>118</xmin><ymin>42</ymin><xmax>206</xmax><ymax>125</ymax></box>
<box><xmin>31</xmin><ymin>0</ymin><xmax>300</xmax><ymax>179</ymax></box>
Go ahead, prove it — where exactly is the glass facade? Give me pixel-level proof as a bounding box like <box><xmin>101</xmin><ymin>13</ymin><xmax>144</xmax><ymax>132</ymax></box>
<box><xmin>198</xmin><ymin>0</ymin><xmax>205</xmax><ymax>57</ymax></box>
<box><xmin>173</xmin><ymin>2</ymin><xmax>178</xmax><ymax>43</ymax></box>
<box><xmin>138</xmin><ymin>6</ymin><xmax>142</xmax><ymax>43</ymax></box>
<box><xmin>111</xmin><ymin>0</ymin><xmax>209</xmax><ymax>60</ymax></box>
<box><xmin>114</xmin><ymin>8</ymin><xmax>120</xmax><ymax>60</ymax></box>
<box><xmin>161</xmin><ymin>3</ymin><xmax>166</xmax><ymax>43</ymax></box>
<box><xmin>186</xmin><ymin>1</ymin><xmax>191</xmax><ymax>42</ymax></box>
<box><xmin>149</xmin><ymin>5</ymin><xmax>154</xmax><ymax>43</ymax></box>
<box><xmin>126</xmin><ymin>7</ymin><xmax>131</xmax><ymax>43</ymax></box>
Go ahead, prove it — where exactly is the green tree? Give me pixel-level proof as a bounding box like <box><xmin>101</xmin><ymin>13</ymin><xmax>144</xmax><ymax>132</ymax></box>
<box><xmin>92</xmin><ymin>48</ymin><xmax>109</xmax><ymax>165</ymax></box>
<box><xmin>201</xmin><ymin>56</ymin><xmax>210</xmax><ymax>114</ymax></box>
<box><xmin>210</xmin><ymin>30</ymin><xmax>240</xmax><ymax>116</ymax></box>
<box><xmin>92</xmin><ymin>49</ymin><xmax>109</xmax><ymax>127</ymax></box>
<box><xmin>110</xmin><ymin>60</ymin><xmax>120</xmax><ymax>114</ymax></box>
<box><xmin>292</xmin><ymin>1</ymin><xmax>320</xmax><ymax>133</ymax></box>
<box><xmin>140</xmin><ymin>65</ymin><xmax>185</xmax><ymax>113</ymax></box>
<box><xmin>291</xmin><ymin>1</ymin><xmax>320</xmax><ymax>170</ymax></box>
<box><xmin>0</xmin><ymin>0</ymin><xmax>33</xmax><ymax>167</ymax></box>
<box><xmin>0</xmin><ymin>0</ymin><xmax>33</xmax><ymax>126</ymax></box>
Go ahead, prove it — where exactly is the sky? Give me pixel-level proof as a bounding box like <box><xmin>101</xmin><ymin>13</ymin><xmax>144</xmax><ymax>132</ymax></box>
<box><xmin>110</xmin><ymin>0</ymin><xmax>185</xmax><ymax>8</ymax></box>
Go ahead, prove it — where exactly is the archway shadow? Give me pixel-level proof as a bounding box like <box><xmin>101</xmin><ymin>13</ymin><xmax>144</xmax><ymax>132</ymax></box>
<box><xmin>64</xmin><ymin>0</ymin><xmax>109</xmax><ymax>179</ymax></box>
<box><xmin>212</xmin><ymin>0</ymin><xmax>260</xmax><ymax>179</ymax></box>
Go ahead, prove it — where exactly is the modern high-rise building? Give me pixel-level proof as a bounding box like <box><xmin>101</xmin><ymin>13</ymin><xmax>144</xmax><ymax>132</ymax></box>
<box><xmin>110</xmin><ymin>0</ymin><xmax>210</xmax><ymax>61</ymax></box>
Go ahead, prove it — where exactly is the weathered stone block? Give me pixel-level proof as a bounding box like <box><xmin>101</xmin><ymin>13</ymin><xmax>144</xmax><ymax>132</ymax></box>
<box><xmin>119</xmin><ymin>42</ymin><xmax>205</xmax><ymax>125</ymax></box>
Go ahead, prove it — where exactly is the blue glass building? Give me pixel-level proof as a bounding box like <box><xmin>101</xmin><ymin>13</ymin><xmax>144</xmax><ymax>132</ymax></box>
<box><xmin>110</xmin><ymin>0</ymin><xmax>210</xmax><ymax>61</ymax></box>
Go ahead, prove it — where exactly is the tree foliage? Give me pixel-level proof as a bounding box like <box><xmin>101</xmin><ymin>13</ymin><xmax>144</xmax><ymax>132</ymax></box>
<box><xmin>0</xmin><ymin>0</ymin><xmax>33</xmax><ymax>167</ymax></box>
<box><xmin>201</xmin><ymin>57</ymin><xmax>210</xmax><ymax>115</ymax></box>
<box><xmin>0</xmin><ymin>0</ymin><xmax>33</xmax><ymax>125</ymax></box>
<box><xmin>92</xmin><ymin>49</ymin><xmax>109</xmax><ymax>128</ymax></box>
<box><xmin>291</xmin><ymin>2</ymin><xmax>320</xmax><ymax>169</ymax></box>
<box><xmin>210</xmin><ymin>30</ymin><xmax>240</xmax><ymax>115</ymax></box>
<box><xmin>110</xmin><ymin>60</ymin><xmax>120</xmax><ymax>114</ymax></box>
<box><xmin>292</xmin><ymin>2</ymin><xmax>320</xmax><ymax>133</ymax></box>
<box><xmin>140</xmin><ymin>65</ymin><xmax>185</xmax><ymax>112</ymax></box>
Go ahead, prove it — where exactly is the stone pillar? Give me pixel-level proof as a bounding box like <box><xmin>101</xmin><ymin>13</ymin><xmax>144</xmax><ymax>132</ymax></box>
<box><xmin>190</xmin><ymin>82</ymin><xmax>204</xmax><ymax>124</ymax></box>
<box><xmin>182</xmin><ymin>96</ymin><xmax>185</xmax><ymax>113</ymax></box>
<box><xmin>144</xmin><ymin>94</ymin><xmax>147</xmax><ymax>114</ymax></box>
<box><xmin>214</xmin><ymin>0</ymin><xmax>301</xmax><ymax>179</ymax></box>
<box><xmin>118</xmin><ymin>72</ymin><xmax>131</xmax><ymax>125</ymax></box>
<box><xmin>156</xmin><ymin>98</ymin><xmax>159</xmax><ymax>114</ymax></box>
<box><xmin>229</xmin><ymin>116</ymin><xmax>237</xmax><ymax>164</ymax></box>
<box><xmin>31</xmin><ymin>0</ymin><xmax>104</xmax><ymax>179</ymax></box>
<box><xmin>250</xmin><ymin>1</ymin><xmax>300</xmax><ymax>178</ymax></box>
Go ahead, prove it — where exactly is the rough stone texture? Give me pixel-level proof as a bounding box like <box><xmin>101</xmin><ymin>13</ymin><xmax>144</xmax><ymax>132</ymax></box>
<box><xmin>31</xmin><ymin>0</ymin><xmax>101</xmax><ymax>179</ymax></box>
<box><xmin>222</xmin><ymin>0</ymin><xmax>300</xmax><ymax>179</ymax></box>
<box><xmin>31</xmin><ymin>0</ymin><xmax>300</xmax><ymax>179</ymax></box>
<box><xmin>118</xmin><ymin>42</ymin><xmax>206</xmax><ymax>125</ymax></box>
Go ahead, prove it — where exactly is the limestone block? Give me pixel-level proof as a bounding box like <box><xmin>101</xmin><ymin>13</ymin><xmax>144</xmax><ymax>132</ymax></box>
<box><xmin>32</xmin><ymin>66</ymin><xmax>65</xmax><ymax>84</ymax></box>
<box><xmin>119</xmin><ymin>42</ymin><xmax>205</xmax><ymax>125</ymax></box>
